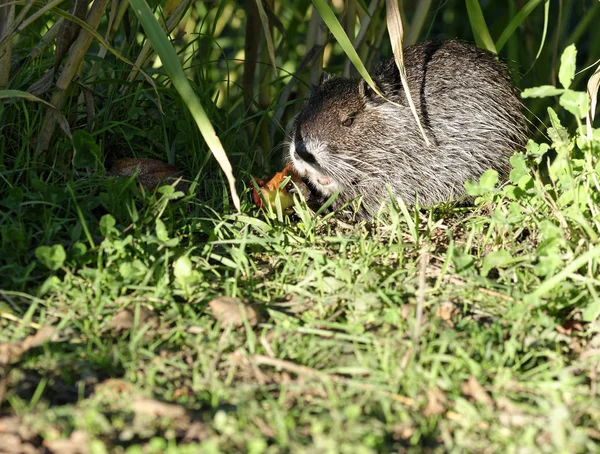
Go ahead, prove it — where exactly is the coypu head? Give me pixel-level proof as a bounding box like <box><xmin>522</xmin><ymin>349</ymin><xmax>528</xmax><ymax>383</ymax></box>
<box><xmin>288</xmin><ymin>73</ymin><xmax>392</xmax><ymax>198</ymax></box>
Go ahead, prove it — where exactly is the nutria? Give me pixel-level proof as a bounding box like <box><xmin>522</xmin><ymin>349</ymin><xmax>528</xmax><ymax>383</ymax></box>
<box><xmin>287</xmin><ymin>40</ymin><xmax>529</xmax><ymax>218</ymax></box>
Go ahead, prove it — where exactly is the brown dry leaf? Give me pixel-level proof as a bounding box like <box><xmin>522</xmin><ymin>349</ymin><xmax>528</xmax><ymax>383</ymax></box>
<box><xmin>556</xmin><ymin>319</ymin><xmax>584</xmax><ymax>336</ymax></box>
<box><xmin>108</xmin><ymin>306</ymin><xmax>158</xmax><ymax>332</ymax></box>
<box><xmin>0</xmin><ymin>416</ymin><xmax>39</xmax><ymax>454</ymax></box>
<box><xmin>0</xmin><ymin>326</ymin><xmax>56</xmax><ymax>367</ymax></box>
<box><xmin>422</xmin><ymin>387</ymin><xmax>447</xmax><ymax>417</ymax></box>
<box><xmin>587</xmin><ymin>60</ymin><xmax>600</xmax><ymax>140</ymax></box>
<box><xmin>131</xmin><ymin>397</ymin><xmax>186</xmax><ymax>419</ymax></box>
<box><xmin>109</xmin><ymin>158</ymin><xmax>187</xmax><ymax>192</ymax></box>
<box><xmin>435</xmin><ymin>302</ymin><xmax>460</xmax><ymax>327</ymax></box>
<box><xmin>44</xmin><ymin>430</ymin><xmax>88</xmax><ymax>454</ymax></box>
<box><xmin>209</xmin><ymin>296</ymin><xmax>261</xmax><ymax>328</ymax></box>
<box><xmin>461</xmin><ymin>376</ymin><xmax>494</xmax><ymax>408</ymax></box>
<box><xmin>22</xmin><ymin>326</ymin><xmax>56</xmax><ymax>351</ymax></box>
<box><xmin>0</xmin><ymin>343</ymin><xmax>23</xmax><ymax>367</ymax></box>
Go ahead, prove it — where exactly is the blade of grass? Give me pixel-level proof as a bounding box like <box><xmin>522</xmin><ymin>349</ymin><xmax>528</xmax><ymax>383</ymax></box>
<box><xmin>254</xmin><ymin>0</ymin><xmax>277</xmax><ymax>78</ymax></box>
<box><xmin>129</xmin><ymin>0</ymin><xmax>240</xmax><ymax>211</ymax></box>
<box><xmin>406</xmin><ymin>0</ymin><xmax>432</xmax><ymax>46</ymax></box>
<box><xmin>310</xmin><ymin>0</ymin><xmax>377</xmax><ymax>88</ymax></box>
<box><xmin>385</xmin><ymin>0</ymin><xmax>430</xmax><ymax>146</ymax></box>
<box><xmin>465</xmin><ymin>0</ymin><xmax>497</xmax><ymax>53</ymax></box>
<box><xmin>495</xmin><ymin>0</ymin><xmax>546</xmax><ymax>52</ymax></box>
<box><xmin>586</xmin><ymin>62</ymin><xmax>600</xmax><ymax>141</ymax></box>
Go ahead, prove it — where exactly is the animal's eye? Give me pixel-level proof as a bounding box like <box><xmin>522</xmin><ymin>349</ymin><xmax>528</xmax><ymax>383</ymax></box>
<box><xmin>342</xmin><ymin>117</ymin><xmax>354</xmax><ymax>127</ymax></box>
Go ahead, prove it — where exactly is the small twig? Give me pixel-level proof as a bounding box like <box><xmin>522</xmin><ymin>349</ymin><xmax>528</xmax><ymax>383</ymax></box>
<box><xmin>0</xmin><ymin>312</ymin><xmax>41</xmax><ymax>330</ymax></box>
<box><xmin>413</xmin><ymin>247</ymin><xmax>428</xmax><ymax>344</ymax></box>
<box><xmin>245</xmin><ymin>354</ymin><xmax>415</xmax><ymax>406</ymax></box>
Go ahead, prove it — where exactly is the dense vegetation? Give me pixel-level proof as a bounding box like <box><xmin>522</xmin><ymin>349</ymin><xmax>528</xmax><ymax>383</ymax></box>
<box><xmin>1</xmin><ymin>0</ymin><xmax>599</xmax><ymax>452</ymax></box>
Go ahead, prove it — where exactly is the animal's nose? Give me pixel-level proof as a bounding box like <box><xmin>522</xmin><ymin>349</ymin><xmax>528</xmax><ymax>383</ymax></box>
<box><xmin>294</xmin><ymin>141</ymin><xmax>317</xmax><ymax>164</ymax></box>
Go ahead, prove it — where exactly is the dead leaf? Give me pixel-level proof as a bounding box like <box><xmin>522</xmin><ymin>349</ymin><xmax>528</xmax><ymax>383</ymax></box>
<box><xmin>0</xmin><ymin>432</ymin><xmax>38</xmax><ymax>454</ymax></box>
<box><xmin>435</xmin><ymin>302</ymin><xmax>460</xmax><ymax>327</ymax></box>
<box><xmin>22</xmin><ymin>326</ymin><xmax>56</xmax><ymax>351</ymax></box>
<box><xmin>108</xmin><ymin>306</ymin><xmax>158</xmax><ymax>332</ymax></box>
<box><xmin>0</xmin><ymin>326</ymin><xmax>56</xmax><ymax>367</ymax></box>
<box><xmin>422</xmin><ymin>387</ymin><xmax>447</xmax><ymax>417</ymax></box>
<box><xmin>44</xmin><ymin>430</ymin><xmax>88</xmax><ymax>454</ymax></box>
<box><xmin>131</xmin><ymin>397</ymin><xmax>186</xmax><ymax>419</ymax></box>
<box><xmin>556</xmin><ymin>319</ymin><xmax>584</xmax><ymax>335</ymax></box>
<box><xmin>109</xmin><ymin>158</ymin><xmax>188</xmax><ymax>192</ymax></box>
<box><xmin>0</xmin><ymin>343</ymin><xmax>23</xmax><ymax>367</ymax></box>
<box><xmin>461</xmin><ymin>376</ymin><xmax>494</xmax><ymax>408</ymax></box>
<box><xmin>209</xmin><ymin>296</ymin><xmax>260</xmax><ymax>328</ymax></box>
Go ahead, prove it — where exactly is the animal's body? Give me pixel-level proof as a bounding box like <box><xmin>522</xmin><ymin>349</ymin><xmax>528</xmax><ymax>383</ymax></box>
<box><xmin>288</xmin><ymin>40</ymin><xmax>529</xmax><ymax>218</ymax></box>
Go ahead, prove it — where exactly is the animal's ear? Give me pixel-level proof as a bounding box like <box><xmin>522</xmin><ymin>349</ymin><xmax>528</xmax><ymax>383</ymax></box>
<box><xmin>319</xmin><ymin>71</ymin><xmax>334</xmax><ymax>85</ymax></box>
<box><xmin>359</xmin><ymin>79</ymin><xmax>384</xmax><ymax>104</ymax></box>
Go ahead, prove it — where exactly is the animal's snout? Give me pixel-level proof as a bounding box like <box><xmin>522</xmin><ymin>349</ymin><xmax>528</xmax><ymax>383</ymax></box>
<box><xmin>294</xmin><ymin>141</ymin><xmax>317</xmax><ymax>164</ymax></box>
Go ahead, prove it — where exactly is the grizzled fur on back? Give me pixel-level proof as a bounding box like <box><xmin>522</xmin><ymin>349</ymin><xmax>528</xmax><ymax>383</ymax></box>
<box><xmin>288</xmin><ymin>40</ymin><xmax>529</xmax><ymax>218</ymax></box>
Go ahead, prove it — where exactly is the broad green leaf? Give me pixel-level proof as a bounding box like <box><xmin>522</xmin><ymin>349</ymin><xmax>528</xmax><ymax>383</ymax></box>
<box><xmin>119</xmin><ymin>260</ymin><xmax>149</xmax><ymax>281</ymax></box>
<box><xmin>480</xmin><ymin>169</ymin><xmax>499</xmax><ymax>189</ymax></box>
<box><xmin>481</xmin><ymin>250</ymin><xmax>512</xmax><ymax>277</ymax></box>
<box><xmin>558</xmin><ymin>44</ymin><xmax>577</xmax><ymax>89</ymax></box>
<box><xmin>129</xmin><ymin>0</ymin><xmax>240</xmax><ymax>211</ymax></box>
<box><xmin>509</xmin><ymin>153</ymin><xmax>529</xmax><ymax>183</ymax></box>
<box><xmin>465</xmin><ymin>0</ymin><xmax>497</xmax><ymax>53</ymax></box>
<box><xmin>546</xmin><ymin>107</ymin><xmax>570</xmax><ymax>149</ymax></box>
<box><xmin>559</xmin><ymin>90</ymin><xmax>589</xmax><ymax>119</ymax></box>
<box><xmin>35</xmin><ymin>244</ymin><xmax>66</xmax><ymax>271</ymax></box>
<box><xmin>582</xmin><ymin>299</ymin><xmax>600</xmax><ymax>322</ymax></box>
<box><xmin>156</xmin><ymin>219</ymin><xmax>169</xmax><ymax>243</ymax></box>
<box><xmin>99</xmin><ymin>214</ymin><xmax>117</xmax><ymax>237</ymax></box>
<box><xmin>452</xmin><ymin>248</ymin><xmax>474</xmax><ymax>273</ymax></box>
<box><xmin>72</xmin><ymin>130</ymin><xmax>101</xmax><ymax>168</ymax></box>
<box><xmin>521</xmin><ymin>85</ymin><xmax>564</xmax><ymax>98</ymax></box>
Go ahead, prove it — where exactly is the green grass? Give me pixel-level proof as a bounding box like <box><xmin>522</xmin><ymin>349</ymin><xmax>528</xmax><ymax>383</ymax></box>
<box><xmin>2</xmin><ymin>118</ymin><xmax>600</xmax><ymax>452</ymax></box>
<box><xmin>1</xmin><ymin>1</ymin><xmax>600</xmax><ymax>452</ymax></box>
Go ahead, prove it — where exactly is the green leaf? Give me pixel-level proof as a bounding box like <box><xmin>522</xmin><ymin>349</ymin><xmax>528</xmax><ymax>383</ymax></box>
<box><xmin>526</xmin><ymin>140</ymin><xmax>550</xmax><ymax>160</ymax></box>
<box><xmin>452</xmin><ymin>249</ymin><xmax>474</xmax><ymax>273</ymax></box>
<box><xmin>582</xmin><ymin>299</ymin><xmax>600</xmax><ymax>322</ymax></box>
<box><xmin>480</xmin><ymin>169</ymin><xmax>499</xmax><ymax>189</ymax></box>
<box><xmin>35</xmin><ymin>244</ymin><xmax>66</xmax><ymax>271</ymax></box>
<box><xmin>99</xmin><ymin>214</ymin><xmax>117</xmax><ymax>237</ymax></box>
<box><xmin>72</xmin><ymin>130</ymin><xmax>101</xmax><ymax>168</ymax></box>
<box><xmin>119</xmin><ymin>260</ymin><xmax>149</xmax><ymax>281</ymax></box>
<box><xmin>70</xmin><ymin>242</ymin><xmax>88</xmax><ymax>264</ymax></box>
<box><xmin>558</xmin><ymin>44</ymin><xmax>577</xmax><ymax>89</ymax></box>
<box><xmin>156</xmin><ymin>219</ymin><xmax>169</xmax><ymax>243</ymax></box>
<box><xmin>509</xmin><ymin>153</ymin><xmax>529</xmax><ymax>183</ymax></box>
<box><xmin>173</xmin><ymin>256</ymin><xmax>199</xmax><ymax>288</ymax></box>
<box><xmin>465</xmin><ymin>0</ymin><xmax>497</xmax><ymax>53</ymax></box>
<box><xmin>481</xmin><ymin>250</ymin><xmax>512</xmax><ymax>277</ymax></box>
<box><xmin>559</xmin><ymin>90</ymin><xmax>589</xmax><ymax>119</ymax></box>
<box><xmin>521</xmin><ymin>85</ymin><xmax>564</xmax><ymax>98</ymax></box>
<box><xmin>546</xmin><ymin>107</ymin><xmax>571</xmax><ymax>149</ymax></box>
